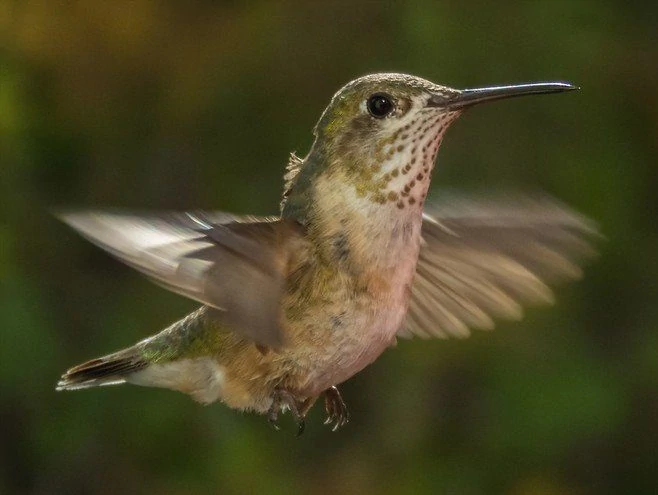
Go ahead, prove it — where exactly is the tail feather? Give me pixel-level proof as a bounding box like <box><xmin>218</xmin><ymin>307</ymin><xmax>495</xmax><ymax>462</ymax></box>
<box><xmin>57</xmin><ymin>349</ymin><xmax>148</xmax><ymax>391</ymax></box>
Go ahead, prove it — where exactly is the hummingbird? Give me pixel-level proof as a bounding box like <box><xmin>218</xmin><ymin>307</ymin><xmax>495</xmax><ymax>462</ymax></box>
<box><xmin>56</xmin><ymin>73</ymin><xmax>596</xmax><ymax>434</ymax></box>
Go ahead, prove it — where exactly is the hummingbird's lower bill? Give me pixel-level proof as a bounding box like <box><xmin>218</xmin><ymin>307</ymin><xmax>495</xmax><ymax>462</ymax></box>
<box><xmin>57</xmin><ymin>73</ymin><xmax>597</xmax><ymax>434</ymax></box>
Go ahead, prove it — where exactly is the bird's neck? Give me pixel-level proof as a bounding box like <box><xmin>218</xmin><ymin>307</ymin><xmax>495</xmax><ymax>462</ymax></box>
<box><xmin>283</xmin><ymin>143</ymin><xmax>428</xmax><ymax>273</ymax></box>
<box><xmin>312</xmin><ymin>173</ymin><xmax>425</xmax><ymax>272</ymax></box>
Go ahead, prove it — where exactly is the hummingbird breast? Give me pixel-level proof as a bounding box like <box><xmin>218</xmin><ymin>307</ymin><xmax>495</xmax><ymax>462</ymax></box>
<box><xmin>280</xmin><ymin>176</ymin><xmax>425</xmax><ymax>396</ymax></box>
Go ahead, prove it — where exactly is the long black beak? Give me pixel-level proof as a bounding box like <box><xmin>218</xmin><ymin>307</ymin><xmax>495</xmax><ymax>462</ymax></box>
<box><xmin>429</xmin><ymin>82</ymin><xmax>578</xmax><ymax>110</ymax></box>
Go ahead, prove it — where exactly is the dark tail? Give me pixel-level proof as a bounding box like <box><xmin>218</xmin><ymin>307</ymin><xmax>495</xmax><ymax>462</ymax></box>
<box><xmin>56</xmin><ymin>348</ymin><xmax>148</xmax><ymax>391</ymax></box>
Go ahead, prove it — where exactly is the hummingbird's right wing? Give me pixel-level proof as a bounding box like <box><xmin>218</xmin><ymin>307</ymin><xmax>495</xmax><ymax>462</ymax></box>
<box><xmin>58</xmin><ymin>211</ymin><xmax>303</xmax><ymax>347</ymax></box>
<box><xmin>400</xmin><ymin>194</ymin><xmax>600</xmax><ymax>339</ymax></box>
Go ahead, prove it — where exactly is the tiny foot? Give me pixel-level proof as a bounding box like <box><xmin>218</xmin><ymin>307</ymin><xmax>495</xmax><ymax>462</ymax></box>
<box><xmin>323</xmin><ymin>386</ymin><xmax>349</xmax><ymax>432</ymax></box>
<box><xmin>267</xmin><ymin>388</ymin><xmax>307</xmax><ymax>436</ymax></box>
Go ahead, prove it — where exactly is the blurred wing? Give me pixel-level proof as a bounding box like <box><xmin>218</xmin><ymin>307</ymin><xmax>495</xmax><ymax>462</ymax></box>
<box><xmin>401</xmin><ymin>194</ymin><xmax>599</xmax><ymax>339</ymax></box>
<box><xmin>59</xmin><ymin>210</ymin><xmax>302</xmax><ymax>346</ymax></box>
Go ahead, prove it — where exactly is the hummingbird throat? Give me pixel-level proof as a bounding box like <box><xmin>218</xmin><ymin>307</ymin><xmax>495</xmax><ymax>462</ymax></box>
<box><xmin>304</xmin><ymin>109</ymin><xmax>461</xmax><ymax>272</ymax></box>
<box><xmin>351</xmin><ymin>109</ymin><xmax>460</xmax><ymax>210</ymax></box>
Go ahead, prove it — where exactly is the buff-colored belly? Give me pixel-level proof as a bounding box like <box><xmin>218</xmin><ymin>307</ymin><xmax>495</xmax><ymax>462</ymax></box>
<box><xmin>282</xmin><ymin>296</ymin><xmax>408</xmax><ymax>397</ymax></box>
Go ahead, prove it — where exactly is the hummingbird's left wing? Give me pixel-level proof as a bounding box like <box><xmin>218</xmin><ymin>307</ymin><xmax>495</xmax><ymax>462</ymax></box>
<box><xmin>400</xmin><ymin>195</ymin><xmax>599</xmax><ymax>339</ymax></box>
<box><xmin>58</xmin><ymin>211</ymin><xmax>302</xmax><ymax>346</ymax></box>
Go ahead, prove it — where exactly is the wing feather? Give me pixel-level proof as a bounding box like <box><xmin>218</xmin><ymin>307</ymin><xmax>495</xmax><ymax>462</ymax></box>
<box><xmin>401</xmin><ymin>194</ymin><xmax>599</xmax><ymax>339</ymax></box>
<box><xmin>59</xmin><ymin>210</ymin><xmax>303</xmax><ymax>346</ymax></box>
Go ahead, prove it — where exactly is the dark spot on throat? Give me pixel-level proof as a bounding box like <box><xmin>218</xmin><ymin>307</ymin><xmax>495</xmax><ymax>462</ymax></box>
<box><xmin>331</xmin><ymin>234</ymin><xmax>350</xmax><ymax>261</ymax></box>
<box><xmin>330</xmin><ymin>312</ymin><xmax>347</xmax><ymax>329</ymax></box>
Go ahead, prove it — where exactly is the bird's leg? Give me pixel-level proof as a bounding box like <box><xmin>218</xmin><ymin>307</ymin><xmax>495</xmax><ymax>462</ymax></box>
<box><xmin>298</xmin><ymin>396</ymin><xmax>318</xmax><ymax>418</ymax></box>
<box><xmin>267</xmin><ymin>390</ymin><xmax>284</xmax><ymax>431</ymax></box>
<box><xmin>323</xmin><ymin>386</ymin><xmax>349</xmax><ymax>431</ymax></box>
<box><xmin>267</xmin><ymin>388</ymin><xmax>311</xmax><ymax>436</ymax></box>
<box><xmin>294</xmin><ymin>396</ymin><xmax>319</xmax><ymax>436</ymax></box>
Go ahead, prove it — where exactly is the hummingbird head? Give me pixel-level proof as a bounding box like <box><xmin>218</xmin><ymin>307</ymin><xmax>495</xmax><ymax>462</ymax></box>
<box><xmin>313</xmin><ymin>73</ymin><xmax>462</xmax><ymax>209</ymax></box>
<box><xmin>283</xmin><ymin>73</ymin><xmax>576</xmax><ymax>217</ymax></box>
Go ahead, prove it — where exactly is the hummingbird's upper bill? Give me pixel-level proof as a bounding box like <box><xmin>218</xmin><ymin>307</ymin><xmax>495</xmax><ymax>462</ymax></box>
<box><xmin>433</xmin><ymin>82</ymin><xmax>579</xmax><ymax>110</ymax></box>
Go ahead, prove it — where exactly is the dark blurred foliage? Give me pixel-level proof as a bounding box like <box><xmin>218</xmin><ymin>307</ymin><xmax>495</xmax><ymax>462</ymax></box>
<box><xmin>1</xmin><ymin>1</ymin><xmax>657</xmax><ymax>494</ymax></box>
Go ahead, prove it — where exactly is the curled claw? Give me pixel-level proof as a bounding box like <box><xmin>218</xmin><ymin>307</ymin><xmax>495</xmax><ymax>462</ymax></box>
<box><xmin>323</xmin><ymin>386</ymin><xmax>349</xmax><ymax>431</ymax></box>
<box><xmin>267</xmin><ymin>387</ymin><xmax>348</xmax><ymax>433</ymax></box>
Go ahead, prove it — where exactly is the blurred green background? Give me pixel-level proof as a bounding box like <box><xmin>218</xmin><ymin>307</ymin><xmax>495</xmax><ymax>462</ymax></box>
<box><xmin>1</xmin><ymin>1</ymin><xmax>657</xmax><ymax>494</ymax></box>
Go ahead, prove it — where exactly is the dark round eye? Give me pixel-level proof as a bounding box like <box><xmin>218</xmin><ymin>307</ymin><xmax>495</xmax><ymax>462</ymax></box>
<box><xmin>367</xmin><ymin>93</ymin><xmax>394</xmax><ymax>118</ymax></box>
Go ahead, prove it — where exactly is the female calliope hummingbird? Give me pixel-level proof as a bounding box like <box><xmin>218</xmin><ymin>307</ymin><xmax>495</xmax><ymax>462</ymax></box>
<box><xmin>57</xmin><ymin>73</ymin><xmax>596</xmax><ymax>434</ymax></box>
